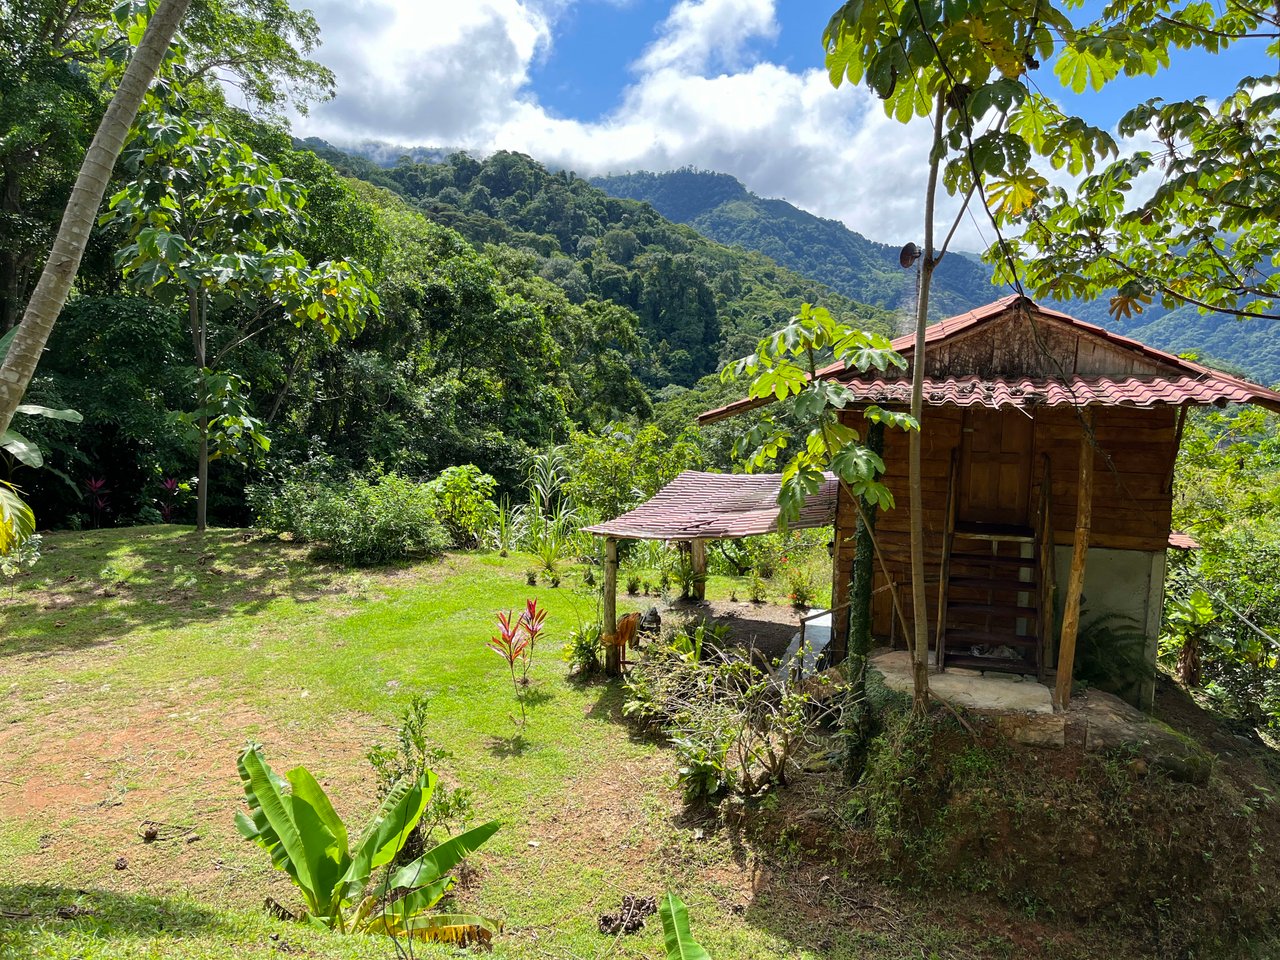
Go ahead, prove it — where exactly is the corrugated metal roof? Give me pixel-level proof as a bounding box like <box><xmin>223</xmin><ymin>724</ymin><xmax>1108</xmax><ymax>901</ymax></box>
<box><xmin>699</xmin><ymin>296</ymin><xmax>1280</xmax><ymax>423</ymax></box>
<box><xmin>583</xmin><ymin>470</ymin><xmax>836</xmax><ymax>540</ymax></box>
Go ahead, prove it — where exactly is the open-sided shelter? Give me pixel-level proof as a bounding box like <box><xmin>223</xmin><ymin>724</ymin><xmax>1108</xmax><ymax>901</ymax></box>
<box><xmin>583</xmin><ymin>471</ymin><xmax>836</xmax><ymax>662</ymax></box>
<box><xmin>700</xmin><ymin>296</ymin><xmax>1280</xmax><ymax>711</ymax></box>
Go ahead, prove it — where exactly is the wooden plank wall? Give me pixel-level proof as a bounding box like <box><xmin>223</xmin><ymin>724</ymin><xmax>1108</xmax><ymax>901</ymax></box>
<box><xmin>831</xmin><ymin>404</ymin><xmax>1178</xmax><ymax>648</ymax></box>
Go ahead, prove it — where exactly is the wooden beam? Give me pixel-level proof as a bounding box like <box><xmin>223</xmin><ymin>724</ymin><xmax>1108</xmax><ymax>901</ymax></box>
<box><xmin>690</xmin><ymin>538</ymin><xmax>707</xmax><ymax>601</ymax></box>
<box><xmin>1054</xmin><ymin>410</ymin><xmax>1095</xmax><ymax>711</ymax></box>
<box><xmin>603</xmin><ymin>537</ymin><xmax>619</xmax><ymax>676</ymax></box>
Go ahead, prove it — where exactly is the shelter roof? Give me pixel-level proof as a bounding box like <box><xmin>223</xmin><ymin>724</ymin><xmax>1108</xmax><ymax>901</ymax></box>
<box><xmin>700</xmin><ymin>296</ymin><xmax>1280</xmax><ymax>423</ymax></box>
<box><xmin>582</xmin><ymin>470</ymin><xmax>836</xmax><ymax>541</ymax></box>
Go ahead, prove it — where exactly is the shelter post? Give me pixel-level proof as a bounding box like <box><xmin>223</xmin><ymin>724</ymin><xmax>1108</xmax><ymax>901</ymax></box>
<box><xmin>603</xmin><ymin>537</ymin><xmax>620</xmax><ymax>676</ymax></box>
<box><xmin>690</xmin><ymin>538</ymin><xmax>707</xmax><ymax>601</ymax></box>
<box><xmin>1054</xmin><ymin>409</ymin><xmax>1095</xmax><ymax>711</ymax></box>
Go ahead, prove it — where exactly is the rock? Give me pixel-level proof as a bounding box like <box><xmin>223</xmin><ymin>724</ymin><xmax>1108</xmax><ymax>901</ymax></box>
<box><xmin>1010</xmin><ymin>715</ymin><xmax>1066</xmax><ymax>748</ymax></box>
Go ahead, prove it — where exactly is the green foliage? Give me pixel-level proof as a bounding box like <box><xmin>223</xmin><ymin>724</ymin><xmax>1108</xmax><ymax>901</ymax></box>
<box><xmin>1168</xmin><ymin>408</ymin><xmax>1280</xmax><ymax>730</ymax></box>
<box><xmin>659</xmin><ymin>893</ymin><xmax>712</xmax><ymax>960</ymax></box>
<box><xmin>563</xmin><ymin>423</ymin><xmax>702</xmax><ymax>520</ymax></box>
<box><xmin>724</xmin><ymin>303</ymin><xmax>912</xmax><ymax>522</ymax></box>
<box><xmin>624</xmin><ymin>625</ymin><xmax>816</xmax><ymax>804</ymax></box>
<box><xmin>366</xmin><ymin>694</ymin><xmax>475</xmax><ymax>868</ymax></box>
<box><xmin>368</xmin><ymin>147</ymin><xmax>889</xmax><ymax>389</ymax></box>
<box><xmin>1007</xmin><ymin>77</ymin><xmax>1280</xmax><ymax>325</ymax></box>
<box><xmin>250</xmin><ymin>471</ymin><xmax>448</xmax><ymax>566</ymax></box>
<box><xmin>596</xmin><ymin>168</ymin><xmax>991</xmax><ymax>320</ymax></box>
<box><xmin>234</xmin><ymin>745</ymin><xmax>500</xmax><ymax>946</ymax></box>
<box><xmin>0</xmin><ymin>488</ymin><xmax>36</xmax><ymax>558</ymax></box>
<box><xmin>561</xmin><ymin>621</ymin><xmax>603</xmax><ymax>676</ymax></box>
<box><xmin>425</xmin><ymin>464</ymin><xmax>498</xmax><ymax>547</ymax></box>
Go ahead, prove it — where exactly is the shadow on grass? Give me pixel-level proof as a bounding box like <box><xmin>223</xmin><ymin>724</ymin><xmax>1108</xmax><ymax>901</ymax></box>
<box><xmin>0</xmin><ymin>884</ymin><xmax>229</xmax><ymax>943</ymax></box>
<box><xmin>485</xmin><ymin>734</ymin><xmax>530</xmax><ymax>758</ymax></box>
<box><xmin>0</xmin><ymin>526</ymin><xmax>411</xmax><ymax>660</ymax></box>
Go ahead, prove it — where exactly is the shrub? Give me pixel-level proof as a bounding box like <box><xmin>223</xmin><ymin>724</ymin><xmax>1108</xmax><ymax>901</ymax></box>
<box><xmin>251</xmin><ymin>471</ymin><xmax>448</xmax><ymax>565</ymax></box>
<box><xmin>562</xmin><ymin>622</ymin><xmax>603</xmax><ymax>676</ymax></box>
<box><xmin>235</xmin><ymin>745</ymin><xmax>499</xmax><ymax>945</ymax></box>
<box><xmin>426</xmin><ymin>464</ymin><xmax>498</xmax><ymax>547</ymax></box>
<box><xmin>786</xmin><ymin>568</ymin><xmax>816</xmax><ymax>609</ymax></box>
<box><xmin>624</xmin><ymin>625</ymin><xmax>816</xmax><ymax>805</ymax></box>
<box><xmin>367</xmin><ymin>695</ymin><xmax>475</xmax><ymax>867</ymax></box>
<box><xmin>626</xmin><ymin>574</ymin><xmax>642</xmax><ymax>595</ymax></box>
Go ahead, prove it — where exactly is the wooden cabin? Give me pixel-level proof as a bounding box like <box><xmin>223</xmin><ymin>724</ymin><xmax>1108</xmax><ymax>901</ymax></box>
<box><xmin>702</xmin><ymin>296</ymin><xmax>1280</xmax><ymax>710</ymax></box>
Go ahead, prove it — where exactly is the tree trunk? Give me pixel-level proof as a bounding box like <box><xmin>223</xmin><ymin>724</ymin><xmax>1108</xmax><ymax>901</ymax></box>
<box><xmin>190</xmin><ymin>290</ymin><xmax>209</xmax><ymax>533</ymax></box>
<box><xmin>905</xmin><ymin>95</ymin><xmax>946</xmax><ymax>713</ymax></box>
<box><xmin>844</xmin><ymin>420</ymin><xmax>884</xmax><ymax>784</ymax></box>
<box><xmin>603</xmin><ymin>538</ymin><xmax>620</xmax><ymax>676</ymax></box>
<box><xmin>0</xmin><ymin>0</ymin><xmax>192</xmax><ymax>438</ymax></box>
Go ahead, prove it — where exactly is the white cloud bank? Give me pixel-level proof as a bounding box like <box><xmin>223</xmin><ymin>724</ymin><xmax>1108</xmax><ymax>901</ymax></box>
<box><xmin>297</xmin><ymin>0</ymin><xmax>984</xmax><ymax>249</ymax></box>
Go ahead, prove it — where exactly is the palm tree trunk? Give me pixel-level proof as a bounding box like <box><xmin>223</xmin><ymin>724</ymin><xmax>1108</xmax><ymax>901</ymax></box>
<box><xmin>0</xmin><ymin>0</ymin><xmax>192</xmax><ymax>438</ymax></box>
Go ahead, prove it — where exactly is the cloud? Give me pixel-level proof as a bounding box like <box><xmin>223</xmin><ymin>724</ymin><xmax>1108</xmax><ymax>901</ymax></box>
<box><xmin>297</xmin><ymin>0</ymin><xmax>980</xmax><ymax>248</ymax></box>
<box><xmin>635</xmin><ymin>0</ymin><xmax>777</xmax><ymax>74</ymax></box>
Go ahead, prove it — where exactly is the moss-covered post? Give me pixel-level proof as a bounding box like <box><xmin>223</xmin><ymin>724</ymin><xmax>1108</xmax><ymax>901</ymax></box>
<box><xmin>603</xmin><ymin>537</ymin><xmax>620</xmax><ymax>676</ymax></box>
<box><xmin>845</xmin><ymin>420</ymin><xmax>885</xmax><ymax>783</ymax></box>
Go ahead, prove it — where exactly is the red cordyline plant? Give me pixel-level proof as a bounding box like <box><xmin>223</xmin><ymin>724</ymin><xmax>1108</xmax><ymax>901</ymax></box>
<box><xmin>488</xmin><ymin>609</ymin><xmax>530</xmax><ymax>727</ymax></box>
<box><xmin>519</xmin><ymin>598</ymin><xmax>547</xmax><ymax>684</ymax></box>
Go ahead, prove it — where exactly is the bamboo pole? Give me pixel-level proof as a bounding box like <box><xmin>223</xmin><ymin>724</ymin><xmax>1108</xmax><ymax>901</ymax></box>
<box><xmin>690</xmin><ymin>538</ymin><xmax>707</xmax><ymax>601</ymax></box>
<box><xmin>603</xmin><ymin>538</ymin><xmax>619</xmax><ymax>676</ymax></box>
<box><xmin>1054</xmin><ymin>411</ymin><xmax>1095</xmax><ymax>711</ymax></box>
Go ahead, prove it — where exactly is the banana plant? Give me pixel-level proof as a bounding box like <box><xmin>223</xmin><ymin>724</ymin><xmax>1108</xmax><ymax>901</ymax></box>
<box><xmin>235</xmin><ymin>746</ymin><xmax>501</xmax><ymax>946</ymax></box>
<box><xmin>660</xmin><ymin>893</ymin><xmax>711</xmax><ymax>960</ymax></box>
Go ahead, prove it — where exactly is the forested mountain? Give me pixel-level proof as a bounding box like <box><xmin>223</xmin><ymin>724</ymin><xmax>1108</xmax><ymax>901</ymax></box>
<box><xmin>311</xmin><ymin>144</ymin><xmax>897</xmax><ymax>387</ymax></box>
<box><xmin>592</xmin><ymin>168</ymin><xmax>998</xmax><ymax>319</ymax></box>
<box><xmin>593</xmin><ymin>169</ymin><xmax>1280</xmax><ymax>386</ymax></box>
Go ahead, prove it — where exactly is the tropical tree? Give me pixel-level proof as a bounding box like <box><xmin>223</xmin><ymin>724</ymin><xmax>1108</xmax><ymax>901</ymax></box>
<box><xmin>102</xmin><ymin>109</ymin><xmax>378</xmax><ymax>530</ymax></box>
<box><xmin>235</xmin><ymin>745</ymin><xmax>501</xmax><ymax>946</ymax></box>
<box><xmin>725</xmin><ymin>303</ymin><xmax>913</xmax><ymax>753</ymax></box>
<box><xmin>0</xmin><ymin>0</ymin><xmax>191</xmax><ymax>443</ymax></box>
<box><xmin>819</xmin><ymin>0</ymin><xmax>1210</xmax><ymax>705</ymax></box>
<box><xmin>1005</xmin><ymin>63</ymin><xmax>1280</xmax><ymax>321</ymax></box>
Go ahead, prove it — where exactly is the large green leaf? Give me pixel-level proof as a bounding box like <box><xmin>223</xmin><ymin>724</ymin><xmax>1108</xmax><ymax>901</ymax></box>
<box><xmin>287</xmin><ymin>766</ymin><xmax>349</xmax><ymax>855</ymax></box>
<box><xmin>14</xmin><ymin>404</ymin><xmax>83</xmax><ymax>423</ymax></box>
<box><xmin>386</xmin><ymin>820</ymin><xmax>500</xmax><ymax>892</ymax></box>
<box><xmin>235</xmin><ymin>747</ymin><xmax>325</xmax><ymax>915</ymax></box>
<box><xmin>660</xmin><ymin>893</ymin><xmax>711</xmax><ymax>960</ymax></box>
<box><xmin>0</xmin><ymin>482</ymin><xmax>35</xmax><ymax>556</ymax></box>
<box><xmin>1</xmin><ymin>430</ymin><xmax>42</xmax><ymax>469</ymax></box>
<box><xmin>285</xmin><ymin>766</ymin><xmax>349</xmax><ymax>916</ymax></box>
<box><xmin>340</xmin><ymin>771</ymin><xmax>433</xmax><ymax>900</ymax></box>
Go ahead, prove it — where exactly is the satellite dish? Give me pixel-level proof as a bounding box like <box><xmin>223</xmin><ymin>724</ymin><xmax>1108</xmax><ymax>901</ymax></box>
<box><xmin>899</xmin><ymin>242</ymin><xmax>921</xmax><ymax>269</ymax></box>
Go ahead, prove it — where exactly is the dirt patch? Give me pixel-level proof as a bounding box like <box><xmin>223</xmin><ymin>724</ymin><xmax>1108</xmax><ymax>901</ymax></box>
<box><xmin>657</xmin><ymin>598</ymin><xmax>806</xmax><ymax>662</ymax></box>
<box><xmin>0</xmin><ymin>687</ymin><xmax>379</xmax><ymax>906</ymax></box>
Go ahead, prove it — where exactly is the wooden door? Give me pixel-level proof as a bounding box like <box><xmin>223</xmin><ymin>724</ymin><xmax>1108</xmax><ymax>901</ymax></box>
<box><xmin>957</xmin><ymin>408</ymin><xmax>1033</xmax><ymax>526</ymax></box>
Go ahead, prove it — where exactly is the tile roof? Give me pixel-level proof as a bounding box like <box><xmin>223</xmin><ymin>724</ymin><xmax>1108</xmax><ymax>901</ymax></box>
<box><xmin>699</xmin><ymin>296</ymin><xmax>1280</xmax><ymax>423</ymax></box>
<box><xmin>583</xmin><ymin>470</ymin><xmax>836</xmax><ymax>540</ymax></box>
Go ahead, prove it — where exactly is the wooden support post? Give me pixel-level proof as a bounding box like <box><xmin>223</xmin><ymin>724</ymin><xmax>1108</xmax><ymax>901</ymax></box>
<box><xmin>603</xmin><ymin>537</ymin><xmax>620</xmax><ymax>676</ymax></box>
<box><xmin>1054</xmin><ymin>411</ymin><xmax>1095</xmax><ymax>711</ymax></box>
<box><xmin>690</xmin><ymin>538</ymin><xmax>707</xmax><ymax>601</ymax></box>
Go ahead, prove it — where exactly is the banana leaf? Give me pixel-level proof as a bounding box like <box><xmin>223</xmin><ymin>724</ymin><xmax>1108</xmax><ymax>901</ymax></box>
<box><xmin>340</xmin><ymin>771</ymin><xmax>433</xmax><ymax>900</ymax></box>
<box><xmin>235</xmin><ymin>747</ymin><xmax>328</xmax><ymax>916</ymax></box>
<box><xmin>0</xmin><ymin>482</ymin><xmax>34</xmax><ymax>555</ymax></box>
<box><xmin>364</xmin><ymin>911</ymin><xmax>501</xmax><ymax>947</ymax></box>
<box><xmin>660</xmin><ymin>893</ymin><xmax>711</xmax><ymax>960</ymax></box>
<box><xmin>387</xmin><ymin>820</ymin><xmax>500</xmax><ymax>891</ymax></box>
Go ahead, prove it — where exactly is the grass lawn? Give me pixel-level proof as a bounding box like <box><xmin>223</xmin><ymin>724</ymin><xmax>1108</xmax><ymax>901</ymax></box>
<box><xmin>0</xmin><ymin>527</ymin><xmax>1097</xmax><ymax>959</ymax></box>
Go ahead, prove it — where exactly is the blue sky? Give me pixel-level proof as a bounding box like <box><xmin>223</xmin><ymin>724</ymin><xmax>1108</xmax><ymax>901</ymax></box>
<box><xmin>530</xmin><ymin>0</ymin><xmax>1275</xmax><ymax>124</ymax></box>
<box><xmin>295</xmin><ymin>0</ymin><xmax>1278</xmax><ymax>248</ymax></box>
